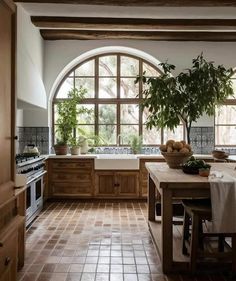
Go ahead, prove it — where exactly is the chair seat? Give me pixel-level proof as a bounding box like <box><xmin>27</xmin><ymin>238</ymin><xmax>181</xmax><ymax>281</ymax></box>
<box><xmin>182</xmin><ymin>199</ymin><xmax>211</xmax><ymax>217</ymax></box>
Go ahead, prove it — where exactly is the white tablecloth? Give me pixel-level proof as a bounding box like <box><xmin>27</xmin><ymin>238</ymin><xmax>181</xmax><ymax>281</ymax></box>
<box><xmin>209</xmin><ymin>171</ymin><xmax>236</xmax><ymax>233</ymax></box>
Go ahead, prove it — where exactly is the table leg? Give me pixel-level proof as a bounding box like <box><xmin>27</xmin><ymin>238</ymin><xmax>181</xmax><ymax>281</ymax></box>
<box><xmin>162</xmin><ymin>188</ymin><xmax>173</xmax><ymax>273</ymax></box>
<box><xmin>148</xmin><ymin>175</ymin><xmax>156</xmax><ymax>221</ymax></box>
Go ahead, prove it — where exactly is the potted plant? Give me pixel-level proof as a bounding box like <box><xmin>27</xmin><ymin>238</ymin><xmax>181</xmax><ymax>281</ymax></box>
<box><xmin>69</xmin><ymin>137</ymin><xmax>83</xmax><ymax>155</ymax></box>
<box><xmin>129</xmin><ymin>135</ymin><xmax>142</xmax><ymax>154</ymax></box>
<box><xmin>54</xmin><ymin>87</ymin><xmax>90</xmax><ymax>155</ymax></box>
<box><xmin>136</xmin><ymin>54</ymin><xmax>234</xmax><ymax>144</ymax></box>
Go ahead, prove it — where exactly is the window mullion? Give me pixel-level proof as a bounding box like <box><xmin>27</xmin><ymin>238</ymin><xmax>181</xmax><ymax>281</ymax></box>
<box><xmin>117</xmin><ymin>54</ymin><xmax>121</xmax><ymax>144</ymax></box>
<box><xmin>95</xmin><ymin>56</ymin><xmax>99</xmax><ymax>136</ymax></box>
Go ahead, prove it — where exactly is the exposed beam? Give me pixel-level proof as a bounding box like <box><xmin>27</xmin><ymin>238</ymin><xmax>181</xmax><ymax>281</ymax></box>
<box><xmin>14</xmin><ymin>0</ymin><xmax>236</xmax><ymax>7</ymax></box>
<box><xmin>31</xmin><ymin>17</ymin><xmax>236</xmax><ymax>31</ymax></box>
<box><xmin>40</xmin><ymin>29</ymin><xmax>236</xmax><ymax>41</ymax></box>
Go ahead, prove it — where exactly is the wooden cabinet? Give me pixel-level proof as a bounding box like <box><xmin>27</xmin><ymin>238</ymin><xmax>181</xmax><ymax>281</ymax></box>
<box><xmin>95</xmin><ymin>171</ymin><xmax>139</xmax><ymax>198</ymax></box>
<box><xmin>48</xmin><ymin>159</ymin><xmax>94</xmax><ymax>198</ymax></box>
<box><xmin>0</xmin><ymin>224</ymin><xmax>18</xmax><ymax>281</ymax></box>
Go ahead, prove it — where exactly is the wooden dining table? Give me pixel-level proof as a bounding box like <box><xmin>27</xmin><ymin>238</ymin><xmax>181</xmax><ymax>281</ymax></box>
<box><xmin>145</xmin><ymin>162</ymin><xmax>236</xmax><ymax>274</ymax></box>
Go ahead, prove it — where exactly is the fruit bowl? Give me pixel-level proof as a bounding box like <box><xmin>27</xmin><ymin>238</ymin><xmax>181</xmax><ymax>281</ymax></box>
<box><xmin>161</xmin><ymin>152</ymin><xmax>193</xmax><ymax>169</ymax></box>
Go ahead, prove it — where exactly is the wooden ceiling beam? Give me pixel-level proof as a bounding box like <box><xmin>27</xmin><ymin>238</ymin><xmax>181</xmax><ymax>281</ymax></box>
<box><xmin>14</xmin><ymin>0</ymin><xmax>236</xmax><ymax>7</ymax></box>
<box><xmin>40</xmin><ymin>29</ymin><xmax>236</xmax><ymax>41</ymax></box>
<box><xmin>31</xmin><ymin>17</ymin><xmax>236</xmax><ymax>30</ymax></box>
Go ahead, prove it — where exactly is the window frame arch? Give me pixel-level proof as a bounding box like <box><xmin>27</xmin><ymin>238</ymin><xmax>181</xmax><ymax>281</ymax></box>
<box><xmin>52</xmin><ymin>52</ymin><xmax>184</xmax><ymax>146</ymax></box>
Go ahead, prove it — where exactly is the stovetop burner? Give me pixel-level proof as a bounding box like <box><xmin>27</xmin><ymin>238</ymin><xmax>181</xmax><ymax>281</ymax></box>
<box><xmin>15</xmin><ymin>154</ymin><xmax>40</xmax><ymax>164</ymax></box>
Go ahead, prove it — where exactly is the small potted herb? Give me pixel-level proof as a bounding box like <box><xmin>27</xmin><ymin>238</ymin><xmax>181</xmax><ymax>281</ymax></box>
<box><xmin>199</xmin><ymin>163</ymin><xmax>211</xmax><ymax>177</ymax></box>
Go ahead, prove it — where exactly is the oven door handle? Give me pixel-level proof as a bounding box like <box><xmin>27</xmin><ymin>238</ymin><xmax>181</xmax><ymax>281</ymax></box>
<box><xmin>27</xmin><ymin>171</ymin><xmax>47</xmax><ymax>185</ymax></box>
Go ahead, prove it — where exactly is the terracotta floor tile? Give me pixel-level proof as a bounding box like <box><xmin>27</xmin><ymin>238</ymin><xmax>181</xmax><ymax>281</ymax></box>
<box><xmin>54</xmin><ymin>264</ymin><xmax>70</xmax><ymax>273</ymax></box>
<box><xmin>110</xmin><ymin>273</ymin><xmax>124</xmax><ymax>281</ymax></box>
<box><xmin>95</xmin><ymin>273</ymin><xmax>109</xmax><ymax>281</ymax></box>
<box><xmin>17</xmin><ymin>201</ymin><xmax>233</xmax><ymax>281</ymax></box>
<box><xmin>66</xmin><ymin>273</ymin><xmax>82</xmax><ymax>281</ymax></box>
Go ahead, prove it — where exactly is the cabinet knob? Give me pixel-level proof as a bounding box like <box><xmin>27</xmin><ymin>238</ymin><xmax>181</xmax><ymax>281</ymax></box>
<box><xmin>5</xmin><ymin>257</ymin><xmax>11</xmax><ymax>266</ymax></box>
<box><xmin>0</xmin><ymin>241</ymin><xmax>3</xmax><ymax>247</ymax></box>
<box><xmin>14</xmin><ymin>136</ymin><xmax>18</xmax><ymax>140</ymax></box>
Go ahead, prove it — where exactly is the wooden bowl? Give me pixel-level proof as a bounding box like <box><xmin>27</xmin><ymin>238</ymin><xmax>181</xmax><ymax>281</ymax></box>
<box><xmin>161</xmin><ymin>152</ymin><xmax>193</xmax><ymax>169</ymax></box>
<box><xmin>212</xmin><ymin>150</ymin><xmax>229</xmax><ymax>159</ymax></box>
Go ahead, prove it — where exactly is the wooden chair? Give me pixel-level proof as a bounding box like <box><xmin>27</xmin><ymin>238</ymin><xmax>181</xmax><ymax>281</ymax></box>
<box><xmin>182</xmin><ymin>199</ymin><xmax>236</xmax><ymax>274</ymax></box>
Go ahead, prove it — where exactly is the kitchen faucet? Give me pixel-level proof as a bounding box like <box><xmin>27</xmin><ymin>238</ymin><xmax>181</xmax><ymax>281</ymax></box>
<box><xmin>117</xmin><ymin>134</ymin><xmax>122</xmax><ymax>147</ymax></box>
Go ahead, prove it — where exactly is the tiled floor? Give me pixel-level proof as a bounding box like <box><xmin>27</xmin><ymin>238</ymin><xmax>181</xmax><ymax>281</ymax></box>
<box><xmin>18</xmin><ymin>201</ymin><xmax>232</xmax><ymax>281</ymax></box>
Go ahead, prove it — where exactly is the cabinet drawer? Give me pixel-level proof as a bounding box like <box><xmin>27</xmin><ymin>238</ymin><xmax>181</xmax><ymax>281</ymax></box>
<box><xmin>52</xmin><ymin>172</ymin><xmax>92</xmax><ymax>182</ymax></box>
<box><xmin>52</xmin><ymin>183</ymin><xmax>92</xmax><ymax>196</ymax></box>
<box><xmin>51</xmin><ymin>160</ymin><xmax>93</xmax><ymax>170</ymax></box>
<box><xmin>0</xmin><ymin>230</ymin><xmax>17</xmax><ymax>278</ymax></box>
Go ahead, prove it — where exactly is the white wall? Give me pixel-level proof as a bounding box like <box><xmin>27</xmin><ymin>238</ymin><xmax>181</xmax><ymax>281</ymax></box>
<box><xmin>43</xmin><ymin>40</ymin><xmax>236</xmax><ymax>127</ymax></box>
<box><xmin>23</xmin><ymin>109</ymin><xmax>48</xmax><ymax>127</ymax></box>
<box><xmin>16</xmin><ymin>5</ymin><xmax>47</xmax><ymax>111</ymax></box>
<box><xmin>16</xmin><ymin>109</ymin><xmax>23</xmax><ymax>127</ymax></box>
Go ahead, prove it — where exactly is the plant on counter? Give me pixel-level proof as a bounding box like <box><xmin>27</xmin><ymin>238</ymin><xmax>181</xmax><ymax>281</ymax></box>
<box><xmin>182</xmin><ymin>156</ymin><xmax>211</xmax><ymax>174</ymax></box>
<box><xmin>129</xmin><ymin>134</ymin><xmax>142</xmax><ymax>154</ymax></box>
<box><xmin>54</xmin><ymin>87</ymin><xmax>91</xmax><ymax>155</ymax></box>
<box><xmin>135</xmin><ymin>53</ymin><xmax>234</xmax><ymax>144</ymax></box>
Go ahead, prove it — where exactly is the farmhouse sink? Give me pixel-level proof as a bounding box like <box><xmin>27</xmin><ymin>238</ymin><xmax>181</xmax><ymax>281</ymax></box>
<box><xmin>95</xmin><ymin>154</ymin><xmax>139</xmax><ymax>170</ymax></box>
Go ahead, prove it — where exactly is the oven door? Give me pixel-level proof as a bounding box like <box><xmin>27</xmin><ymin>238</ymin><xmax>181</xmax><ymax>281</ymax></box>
<box><xmin>26</xmin><ymin>182</ymin><xmax>35</xmax><ymax>223</ymax></box>
<box><xmin>35</xmin><ymin>176</ymin><xmax>43</xmax><ymax>211</ymax></box>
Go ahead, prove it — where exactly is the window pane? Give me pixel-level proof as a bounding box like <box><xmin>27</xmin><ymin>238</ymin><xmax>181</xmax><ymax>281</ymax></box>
<box><xmin>215</xmin><ymin>126</ymin><xmax>236</xmax><ymax>145</ymax></box>
<box><xmin>163</xmin><ymin>126</ymin><xmax>184</xmax><ymax>143</ymax></box>
<box><xmin>77</xmin><ymin>104</ymin><xmax>95</xmax><ymax>124</ymax></box>
<box><xmin>99</xmin><ymin>55</ymin><xmax>117</xmax><ymax>76</ymax></box>
<box><xmin>77</xmin><ymin>125</ymin><xmax>95</xmax><ymax>138</ymax></box>
<box><xmin>56</xmin><ymin>78</ymin><xmax>74</xmax><ymax>98</ymax></box>
<box><xmin>121</xmin><ymin>56</ymin><xmax>139</xmax><ymax>76</ymax></box>
<box><xmin>143</xmin><ymin>126</ymin><xmax>161</xmax><ymax>145</ymax></box>
<box><xmin>120</xmin><ymin>104</ymin><xmax>139</xmax><ymax>124</ymax></box>
<box><xmin>99</xmin><ymin>78</ymin><xmax>117</xmax><ymax>98</ymax></box>
<box><xmin>120</xmin><ymin>125</ymin><xmax>139</xmax><ymax>144</ymax></box>
<box><xmin>99</xmin><ymin>104</ymin><xmax>117</xmax><ymax>124</ymax></box>
<box><xmin>120</xmin><ymin>78</ymin><xmax>139</xmax><ymax>99</ymax></box>
<box><xmin>143</xmin><ymin>62</ymin><xmax>160</xmax><ymax>77</ymax></box>
<box><xmin>215</xmin><ymin>105</ymin><xmax>236</xmax><ymax>125</ymax></box>
<box><xmin>75</xmin><ymin>60</ymin><xmax>94</xmax><ymax>76</ymax></box>
<box><xmin>75</xmin><ymin>78</ymin><xmax>95</xmax><ymax>98</ymax></box>
<box><xmin>99</xmin><ymin>125</ymin><xmax>116</xmax><ymax>145</ymax></box>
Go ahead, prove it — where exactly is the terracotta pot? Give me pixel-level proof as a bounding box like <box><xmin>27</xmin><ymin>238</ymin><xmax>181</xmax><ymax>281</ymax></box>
<box><xmin>54</xmin><ymin>144</ymin><xmax>68</xmax><ymax>155</ymax></box>
<box><xmin>70</xmin><ymin>146</ymin><xmax>80</xmax><ymax>155</ymax></box>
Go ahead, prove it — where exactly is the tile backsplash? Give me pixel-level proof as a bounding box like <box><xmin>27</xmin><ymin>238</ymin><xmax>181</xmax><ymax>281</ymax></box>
<box><xmin>190</xmin><ymin>127</ymin><xmax>214</xmax><ymax>154</ymax></box>
<box><xmin>16</xmin><ymin>127</ymin><xmax>49</xmax><ymax>155</ymax></box>
<box><xmin>16</xmin><ymin>126</ymin><xmax>235</xmax><ymax>155</ymax></box>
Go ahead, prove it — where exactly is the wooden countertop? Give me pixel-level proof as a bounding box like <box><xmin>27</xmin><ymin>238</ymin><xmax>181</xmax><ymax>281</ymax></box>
<box><xmin>145</xmin><ymin>162</ymin><xmax>236</xmax><ymax>189</ymax></box>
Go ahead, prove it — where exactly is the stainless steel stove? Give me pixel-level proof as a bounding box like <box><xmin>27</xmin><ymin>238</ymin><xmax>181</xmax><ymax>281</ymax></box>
<box><xmin>16</xmin><ymin>155</ymin><xmax>47</xmax><ymax>226</ymax></box>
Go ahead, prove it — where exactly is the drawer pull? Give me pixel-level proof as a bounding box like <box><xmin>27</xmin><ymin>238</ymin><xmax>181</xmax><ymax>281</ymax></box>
<box><xmin>0</xmin><ymin>242</ymin><xmax>3</xmax><ymax>247</ymax></box>
<box><xmin>5</xmin><ymin>257</ymin><xmax>11</xmax><ymax>266</ymax></box>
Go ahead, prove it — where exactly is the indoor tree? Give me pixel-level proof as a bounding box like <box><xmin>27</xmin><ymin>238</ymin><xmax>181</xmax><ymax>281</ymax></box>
<box><xmin>136</xmin><ymin>54</ymin><xmax>234</xmax><ymax>144</ymax></box>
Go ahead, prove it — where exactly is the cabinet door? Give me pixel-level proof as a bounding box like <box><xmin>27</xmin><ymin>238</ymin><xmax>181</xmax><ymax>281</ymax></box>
<box><xmin>95</xmin><ymin>172</ymin><xmax>116</xmax><ymax>197</ymax></box>
<box><xmin>0</xmin><ymin>230</ymin><xmax>17</xmax><ymax>281</ymax></box>
<box><xmin>0</xmin><ymin>0</ymin><xmax>15</xmax><ymax>205</ymax></box>
<box><xmin>117</xmin><ymin>172</ymin><xmax>139</xmax><ymax>198</ymax></box>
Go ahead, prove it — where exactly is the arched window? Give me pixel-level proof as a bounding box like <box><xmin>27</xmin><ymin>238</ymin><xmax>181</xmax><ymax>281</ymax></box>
<box><xmin>215</xmin><ymin>72</ymin><xmax>236</xmax><ymax>146</ymax></box>
<box><xmin>53</xmin><ymin>53</ymin><xmax>184</xmax><ymax>146</ymax></box>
